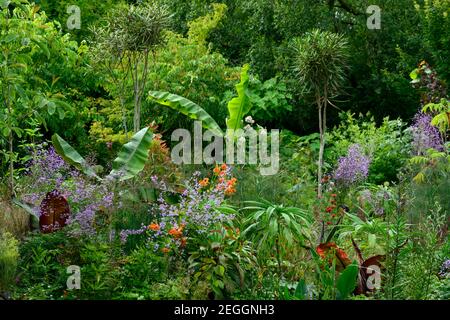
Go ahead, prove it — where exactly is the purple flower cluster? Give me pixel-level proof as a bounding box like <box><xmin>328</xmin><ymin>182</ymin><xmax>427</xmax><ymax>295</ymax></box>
<box><xmin>410</xmin><ymin>112</ymin><xmax>443</xmax><ymax>155</ymax></box>
<box><xmin>439</xmin><ymin>259</ymin><xmax>450</xmax><ymax>278</ymax></box>
<box><xmin>133</xmin><ymin>170</ymin><xmax>236</xmax><ymax>247</ymax></box>
<box><xmin>359</xmin><ymin>188</ymin><xmax>391</xmax><ymax>216</ymax></box>
<box><xmin>119</xmin><ymin>225</ymin><xmax>148</xmax><ymax>243</ymax></box>
<box><xmin>21</xmin><ymin>145</ymin><xmax>115</xmax><ymax>237</ymax></box>
<box><xmin>334</xmin><ymin>144</ymin><xmax>371</xmax><ymax>186</ymax></box>
<box><xmin>151</xmin><ymin>171</ymin><xmax>233</xmax><ymax>231</ymax></box>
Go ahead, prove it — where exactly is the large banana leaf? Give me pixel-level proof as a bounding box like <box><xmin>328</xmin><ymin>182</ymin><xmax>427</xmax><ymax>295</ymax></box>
<box><xmin>109</xmin><ymin>127</ymin><xmax>153</xmax><ymax>181</ymax></box>
<box><xmin>336</xmin><ymin>263</ymin><xmax>359</xmax><ymax>300</ymax></box>
<box><xmin>52</xmin><ymin>134</ymin><xmax>99</xmax><ymax>179</ymax></box>
<box><xmin>148</xmin><ymin>91</ymin><xmax>224</xmax><ymax>137</ymax></box>
<box><xmin>226</xmin><ymin>64</ymin><xmax>252</xmax><ymax>134</ymax></box>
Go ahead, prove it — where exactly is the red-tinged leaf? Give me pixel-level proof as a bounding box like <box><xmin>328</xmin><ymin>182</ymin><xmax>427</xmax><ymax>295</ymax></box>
<box><xmin>359</xmin><ymin>255</ymin><xmax>385</xmax><ymax>294</ymax></box>
<box><xmin>352</xmin><ymin>238</ymin><xmax>385</xmax><ymax>295</ymax></box>
<box><xmin>316</xmin><ymin>242</ymin><xmax>352</xmax><ymax>271</ymax></box>
<box><xmin>39</xmin><ymin>190</ymin><xmax>70</xmax><ymax>234</ymax></box>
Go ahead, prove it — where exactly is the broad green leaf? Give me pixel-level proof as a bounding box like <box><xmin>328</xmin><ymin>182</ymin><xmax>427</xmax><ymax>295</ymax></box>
<box><xmin>12</xmin><ymin>198</ymin><xmax>39</xmax><ymax>229</ymax></box>
<box><xmin>31</xmin><ymin>38</ymin><xmax>50</xmax><ymax>59</ymax></box>
<box><xmin>52</xmin><ymin>133</ymin><xmax>99</xmax><ymax>179</ymax></box>
<box><xmin>294</xmin><ymin>279</ymin><xmax>308</xmax><ymax>300</ymax></box>
<box><xmin>148</xmin><ymin>91</ymin><xmax>223</xmax><ymax>137</ymax></box>
<box><xmin>336</xmin><ymin>263</ymin><xmax>359</xmax><ymax>300</ymax></box>
<box><xmin>0</xmin><ymin>0</ymin><xmax>10</xmax><ymax>9</ymax></box>
<box><xmin>109</xmin><ymin>127</ymin><xmax>153</xmax><ymax>181</ymax></box>
<box><xmin>226</xmin><ymin>64</ymin><xmax>252</xmax><ymax>134</ymax></box>
<box><xmin>409</xmin><ymin>68</ymin><xmax>419</xmax><ymax>80</ymax></box>
<box><xmin>47</xmin><ymin>101</ymin><xmax>56</xmax><ymax>115</ymax></box>
<box><xmin>2</xmin><ymin>127</ymin><xmax>11</xmax><ymax>137</ymax></box>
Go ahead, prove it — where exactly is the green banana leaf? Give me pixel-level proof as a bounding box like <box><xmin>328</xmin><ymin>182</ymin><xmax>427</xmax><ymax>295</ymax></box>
<box><xmin>12</xmin><ymin>198</ymin><xmax>39</xmax><ymax>230</ymax></box>
<box><xmin>148</xmin><ymin>91</ymin><xmax>224</xmax><ymax>137</ymax></box>
<box><xmin>109</xmin><ymin>127</ymin><xmax>153</xmax><ymax>181</ymax></box>
<box><xmin>51</xmin><ymin>134</ymin><xmax>99</xmax><ymax>179</ymax></box>
<box><xmin>226</xmin><ymin>64</ymin><xmax>252</xmax><ymax>135</ymax></box>
<box><xmin>336</xmin><ymin>263</ymin><xmax>359</xmax><ymax>300</ymax></box>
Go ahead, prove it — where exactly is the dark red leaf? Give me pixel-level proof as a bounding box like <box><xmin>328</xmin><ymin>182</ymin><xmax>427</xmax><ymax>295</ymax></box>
<box><xmin>39</xmin><ymin>189</ymin><xmax>70</xmax><ymax>234</ymax></box>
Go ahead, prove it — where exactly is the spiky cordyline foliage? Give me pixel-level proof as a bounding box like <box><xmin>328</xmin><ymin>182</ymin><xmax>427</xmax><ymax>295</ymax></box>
<box><xmin>97</xmin><ymin>1</ymin><xmax>172</xmax><ymax>55</ymax></box>
<box><xmin>291</xmin><ymin>29</ymin><xmax>349</xmax><ymax>98</ymax></box>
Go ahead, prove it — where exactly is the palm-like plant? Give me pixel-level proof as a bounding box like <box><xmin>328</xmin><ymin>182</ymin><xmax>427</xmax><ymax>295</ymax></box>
<box><xmin>291</xmin><ymin>29</ymin><xmax>349</xmax><ymax>197</ymax></box>
<box><xmin>91</xmin><ymin>2</ymin><xmax>171</xmax><ymax>133</ymax></box>
<box><xmin>241</xmin><ymin>200</ymin><xmax>311</xmax><ymax>275</ymax></box>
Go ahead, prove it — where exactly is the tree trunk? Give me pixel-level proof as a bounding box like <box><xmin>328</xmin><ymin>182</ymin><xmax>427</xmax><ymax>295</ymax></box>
<box><xmin>8</xmin><ymin>130</ymin><xmax>14</xmax><ymax>197</ymax></box>
<box><xmin>317</xmin><ymin>94</ymin><xmax>324</xmax><ymax>198</ymax></box>
<box><xmin>133</xmin><ymin>61</ymin><xmax>140</xmax><ymax>133</ymax></box>
<box><xmin>317</xmin><ymin>89</ymin><xmax>328</xmax><ymax>198</ymax></box>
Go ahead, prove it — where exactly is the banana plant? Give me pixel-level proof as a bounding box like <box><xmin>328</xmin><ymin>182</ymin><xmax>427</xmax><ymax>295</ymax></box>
<box><xmin>225</xmin><ymin>64</ymin><xmax>252</xmax><ymax>137</ymax></box>
<box><xmin>51</xmin><ymin>127</ymin><xmax>153</xmax><ymax>181</ymax></box>
<box><xmin>148</xmin><ymin>64</ymin><xmax>253</xmax><ymax>138</ymax></box>
<box><xmin>147</xmin><ymin>91</ymin><xmax>223</xmax><ymax>137</ymax></box>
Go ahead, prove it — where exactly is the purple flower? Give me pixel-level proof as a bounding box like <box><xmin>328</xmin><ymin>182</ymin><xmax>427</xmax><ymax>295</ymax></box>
<box><xmin>119</xmin><ymin>225</ymin><xmax>147</xmax><ymax>243</ymax></box>
<box><xmin>410</xmin><ymin>112</ymin><xmax>443</xmax><ymax>155</ymax></box>
<box><xmin>22</xmin><ymin>145</ymin><xmax>115</xmax><ymax>237</ymax></box>
<box><xmin>439</xmin><ymin>259</ymin><xmax>450</xmax><ymax>277</ymax></box>
<box><xmin>334</xmin><ymin>144</ymin><xmax>371</xmax><ymax>186</ymax></box>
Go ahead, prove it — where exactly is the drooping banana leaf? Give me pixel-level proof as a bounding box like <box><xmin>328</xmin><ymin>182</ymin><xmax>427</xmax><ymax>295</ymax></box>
<box><xmin>148</xmin><ymin>91</ymin><xmax>224</xmax><ymax>137</ymax></box>
<box><xmin>226</xmin><ymin>64</ymin><xmax>252</xmax><ymax>135</ymax></box>
<box><xmin>109</xmin><ymin>127</ymin><xmax>153</xmax><ymax>181</ymax></box>
<box><xmin>52</xmin><ymin>134</ymin><xmax>99</xmax><ymax>179</ymax></box>
<box><xmin>12</xmin><ymin>198</ymin><xmax>39</xmax><ymax>230</ymax></box>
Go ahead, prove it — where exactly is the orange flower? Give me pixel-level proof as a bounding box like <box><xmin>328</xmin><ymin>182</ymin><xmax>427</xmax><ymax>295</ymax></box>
<box><xmin>148</xmin><ymin>223</ymin><xmax>160</xmax><ymax>231</ymax></box>
<box><xmin>199</xmin><ymin>178</ymin><xmax>209</xmax><ymax>187</ymax></box>
<box><xmin>168</xmin><ymin>227</ymin><xmax>183</xmax><ymax>238</ymax></box>
<box><xmin>221</xmin><ymin>164</ymin><xmax>228</xmax><ymax>170</ymax></box>
<box><xmin>180</xmin><ymin>237</ymin><xmax>187</xmax><ymax>247</ymax></box>
<box><xmin>331</xmin><ymin>193</ymin><xmax>337</xmax><ymax>197</ymax></box>
<box><xmin>225</xmin><ymin>186</ymin><xmax>236</xmax><ymax>195</ymax></box>
<box><xmin>213</xmin><ymin>166</ymin><xmax>221</xmax><ymax>175</ymax></box>
<box><xmin>227</xmin><ymin>177</ymin><xmax>237</xmax><ymax>186</ymax></box>
<box><xmin>162</xmin><ymin>247</ymin><xmax>170</xmax><ymax>254</ymax></box>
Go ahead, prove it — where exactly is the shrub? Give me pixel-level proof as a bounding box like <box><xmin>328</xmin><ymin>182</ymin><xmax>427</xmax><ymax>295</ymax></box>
<box><xmin>0</xmin><ymin>232</ymin><xmax>19</xmax><ymax>294</ymax></box>
<box><xmin>326</xmin><ymin>112</ymin><xmax>411</xmax><ymax>184</ymax></box>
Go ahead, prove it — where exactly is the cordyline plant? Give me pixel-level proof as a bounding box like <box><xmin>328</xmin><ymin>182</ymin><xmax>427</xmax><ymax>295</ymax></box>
<box><xmin>291</xmin><ymin>29</ymin><xmax>349</xmax><ymax>197</ymax></box>
<box><xmin>90</xmin><ymin>1</ymin><xmax>171</xmax><ymax>133</ymax></box>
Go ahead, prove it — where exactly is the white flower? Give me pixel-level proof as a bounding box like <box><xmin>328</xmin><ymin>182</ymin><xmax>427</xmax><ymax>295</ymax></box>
<box><xmin>245</xmin><ymin>116</ymin><xmax>255</xmax><ymax>124</ymax></box>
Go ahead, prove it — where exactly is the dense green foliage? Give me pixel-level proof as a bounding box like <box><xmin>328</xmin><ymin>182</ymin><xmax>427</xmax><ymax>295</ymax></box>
<box><xmin>0</xmin><ymin>0</ymin><xmax>448</xmax><ymax>302</ymax></box>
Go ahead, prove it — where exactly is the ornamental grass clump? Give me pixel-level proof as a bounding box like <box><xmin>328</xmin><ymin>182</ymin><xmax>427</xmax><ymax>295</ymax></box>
<box><xmin>0</xmin><ymin>232</ymin><xmax>19</xmax><ymax>294</ymax></box>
